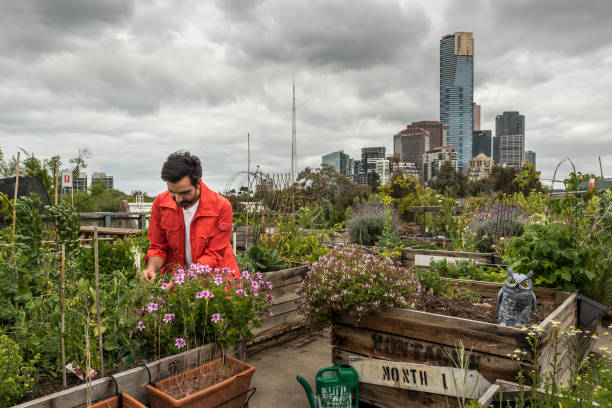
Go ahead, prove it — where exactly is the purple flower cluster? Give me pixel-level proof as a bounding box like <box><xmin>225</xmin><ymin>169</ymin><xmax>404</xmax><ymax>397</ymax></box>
<box><xmin>467</xmin><ymin>203</ymin><xmax>530</xmax><ymax>236</ymax></box>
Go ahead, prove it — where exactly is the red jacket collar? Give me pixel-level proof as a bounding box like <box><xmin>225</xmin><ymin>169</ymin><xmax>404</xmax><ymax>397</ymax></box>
<box><xmin>158</xmin><ymin>181</ymin><xmax>220</xmax><ymax>216</ymax></box>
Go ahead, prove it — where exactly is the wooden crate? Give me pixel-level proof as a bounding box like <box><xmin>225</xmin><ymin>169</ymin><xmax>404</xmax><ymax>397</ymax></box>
<box><xmin>401</xmin><ymin>248</ymin><xmax>495</xmax><ymax>268</ymax></box>
<box><xmin>248</xmin><ymin>264</ymin><xmax>311</xmax><ymax>353</ymax></box>
<box><xmin>332</xmin><ymin>281</ymin><xmax>577</xmax><ymax>408</ymax></box>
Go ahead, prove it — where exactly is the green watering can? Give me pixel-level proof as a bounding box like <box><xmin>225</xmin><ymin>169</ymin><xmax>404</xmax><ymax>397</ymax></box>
<box><xmin>297</xmin><ymin>365</ymin><xmax>359</xmax><ymax>408</ymax></box>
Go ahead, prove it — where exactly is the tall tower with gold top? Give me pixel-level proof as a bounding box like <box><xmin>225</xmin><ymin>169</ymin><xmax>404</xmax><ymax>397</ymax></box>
<box><xmin>440</xmin><ymin>32</ymin><xmax>474</xmax><ymax>171</ymax></box>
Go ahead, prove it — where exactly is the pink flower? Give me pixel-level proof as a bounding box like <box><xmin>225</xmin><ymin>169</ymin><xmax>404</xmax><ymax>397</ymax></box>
<box><xmin>251</xmin><ymin>280</ymin><xmax>259</xmax><ymax>289</ymax></box>
<box><xmin>160</xmin><ymin>282</ymin><xmax>169</xmax><ymax>290</ymax></box>
<box><xmin>266</xmin><ymin>281</ymin><xmax>273</xmax><ymax>290</ymax></box>
<box><xmin>253</xmin><ymin>288</ymin><xmax>259</xmax><ymax>296</ymax></box>
<box><xmin>211</xmin><ymin>313</ymin><xmax>223</xmax><ymax>323</ymax></box>
<box><xmin>268</xmin><ymin>311</ymin><xmax>274</xmax><ymax>317</ymax></box>
<box><xmin>242</xmin><ymin>271</ymin><xmax>250</xmax><ymax>279</ymax></box>
<box><xmin>175</xmin><ymin>337</ymin><xmax>186</xmax><ymax>348</ymax></box>
<box><xmin>162</xmin><ymin>313</ymin><xmax>175</xmax><ymax>323</ymax></box>
<box><xmin>267</xmin><ymin>294</ymin><xmax>275</xmax><ymax>302</ymax></box>
<box><xmin>200</xmin><ymin>290</ymin><xmax>214</xmax><ymax>299</ymax></box>
<box><xmin>147</xmin><ymin>302</ymin><xmax>159</xmax><ymax>313</ymax></box>
<box><xmin>214</xmin><ymin>276</ymin><xmax>223</xmax><ymax>286</ymax></box>
<box><xmin>174</xmin><ymin>274</ymin><xmax>185</xmax><ymax>285</ymax></box>
<box><xmin>136</xmin><ymin>321</ymin><xmax>145</xmax><ymax>331</ymax></box>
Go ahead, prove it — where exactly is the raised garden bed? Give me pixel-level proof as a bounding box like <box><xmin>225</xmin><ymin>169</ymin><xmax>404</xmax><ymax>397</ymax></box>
<box><xmin>401</xmin><ymin>248</ymin><xmax>495</xmax><ymax>268</ymax></box>
<box><xmin>332</xmin><ymin>280</ymin><xmax>577</xmax><ymax>408</ymax></box>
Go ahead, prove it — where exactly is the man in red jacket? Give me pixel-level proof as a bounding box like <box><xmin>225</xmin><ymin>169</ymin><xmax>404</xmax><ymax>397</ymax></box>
<box><xmin>141</xmin><ymin>151</ymin><xmax>239</xmax><ymax>283</ymax></box>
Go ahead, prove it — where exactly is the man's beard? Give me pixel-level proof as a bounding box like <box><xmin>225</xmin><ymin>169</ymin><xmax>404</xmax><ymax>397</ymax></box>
<box><xmin>175</xmin><ymin>196</ymin><xmax>197</xmax><ymax>208</ymax></box>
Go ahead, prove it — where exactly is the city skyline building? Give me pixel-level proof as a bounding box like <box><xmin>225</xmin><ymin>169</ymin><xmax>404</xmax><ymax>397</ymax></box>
<box><xmin>467</xmin><ymin>153</ymin><xmax>495</xmax><ymax>180</ymax></box>
<box><xmin>423</xmin><ymin>145</ymin><xmax>458</xmax><ymax>185</ymax></box>
<box><xmin>410</xmin><ymin>121</ymin><xmax>446</xmax><ymax>150</ymax></box>
<box><xmin>440</xmin><ymin>32</ymin><xmax>474</xmax><ymax>171</ymax></box>
<box><xmin>473</xmin><ymin>103</ymin><xmax>481</xmax><ymax>131</ymax></box>
<box><xmin>472</xmin><ymin>130</ymin><xmax>492</xmax><ymax>158</ymax></box>
<box><xmin>322</xmin><ymin>150</ymin><xmax>350</xmax><ymax>175</ymax></box>
<box><xmin>361</xmin><ymin>147</ymin><xmax>386</xmax><ymax>185</ymax></box>
<box><xmin>525</xmin><ymin>150</ymin><xmax>536</xmax><ymax>168</ymax></box>
<box><xmin>393</xmin><ymin>125</ymin><xmax>430</xmax><ymax>179</ymax></box>
<box><xmin>91</xmin><ymin>172</ymin><xmax>114</xmax><ymax>189</ymax></box>
<box><xmin>495</xmin><ymin>111</ymin><xmax>525</xmax><ymax>168</ymax></box>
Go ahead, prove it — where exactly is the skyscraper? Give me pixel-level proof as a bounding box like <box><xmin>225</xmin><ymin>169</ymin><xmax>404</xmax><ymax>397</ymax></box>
<box><xmin>410</xmin><ymin>121</ymin><xmax>446</xmax><ymax>150</ymax></box>
<box><xmin>525</xmin><ymin>151</ymin><xmax>536</xmax><ymax>167</ymax></box>
<box><xmin>361</xmin><ymin>147</ymin><xmax>386</xmax><ymax>185</ymax></box>
<box><xmin>495</xmin><ymin>111</ymin><xmax>525</xmax><ymax>168</ymax></box>
<box><xmin>440</xmin><ymin>32</ymin><xmax>474</xmax><ymax>171</ymax></box>
<box><xmin>473</xmin><ymin>103</ymin><xmax>481</xmax><ymax>131</ymax></box>
<box><xmin>472</xmin><ymin>130</ymin><xmax>492</xmax><ymax>158</ymax></box>
<box><xmin>322</xmin><ymin>150</ymin><xmax>349</xmax><ymax>175</ymax></box>
<box><xmin>393</xmin><ymin>125</ymin><xmax>430</xmax><ymax>180</ymax></box>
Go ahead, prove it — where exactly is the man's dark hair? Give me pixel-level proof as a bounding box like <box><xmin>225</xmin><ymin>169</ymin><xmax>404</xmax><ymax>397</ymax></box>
<box><xmin>161</xmin><ymin>151</ymin><xmax>202</xmax><ymax>187</ymax></box>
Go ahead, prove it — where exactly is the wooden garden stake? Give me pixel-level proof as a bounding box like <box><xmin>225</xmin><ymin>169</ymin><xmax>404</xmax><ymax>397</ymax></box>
<box><xmin>60</xmin><ymin>244</ymin><xmax>67</xmax><ymax>388</ymax></box>
<box><xmin>11</xmin><ymin>151</ymin><xmax>21</xmax><ymax>238</ymax></box>
<box><xmin>93</xmin><ymin>225</ymin><xmax>104</xmax><ymax>377</ymax></box>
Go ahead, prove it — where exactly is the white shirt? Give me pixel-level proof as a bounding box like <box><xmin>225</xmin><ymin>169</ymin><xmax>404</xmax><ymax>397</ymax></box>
<box><xmin>182</xmin><ymin>200</ymin><xmax>200</xmax><ymax>266</ymax></box>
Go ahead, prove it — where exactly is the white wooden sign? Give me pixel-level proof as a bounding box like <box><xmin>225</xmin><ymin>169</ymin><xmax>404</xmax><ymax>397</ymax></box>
<box><xmin>414</xmin><ymin>254</ymin><xmax>472</xmax><ymax>267</ymax></box>
<box><xmin>348</xmin><ymin>357</ymin><xmax>491</xmax><ymax>399</ymax></box>
<box><xmin>61</xmin><ymin>172</ymin><xmax>72</xmax><ymax>188</ymax></box>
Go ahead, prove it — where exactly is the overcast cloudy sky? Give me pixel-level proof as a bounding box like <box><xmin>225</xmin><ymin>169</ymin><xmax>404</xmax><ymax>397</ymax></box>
<box><xmin>1</xmin><ymin>0</ymin><xmax>610</xmax><ymax>195</ymax></box>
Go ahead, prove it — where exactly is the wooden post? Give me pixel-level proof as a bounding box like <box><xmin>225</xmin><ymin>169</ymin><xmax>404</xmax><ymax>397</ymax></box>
<box><xmin>11</xmin><ymin>151</ymin><xmax>21</xmax><ymax>238</ymax></box>
<box><xmin>54</xmin><ymin>159</ymin><xmax>59</xmax><ymax>205</ymax></box>
<box><xmin>93</xmin><ymin>226</ymin><xmax>104</xmax><ymax>377</ymax></box>
<box><xmin>61</xmin><ymin>245</ymin><xmax>67</xmax><ymax>388</ymax></box>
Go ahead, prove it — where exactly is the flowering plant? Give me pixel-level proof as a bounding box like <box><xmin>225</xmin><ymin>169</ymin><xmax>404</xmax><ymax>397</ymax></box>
<box><xmin>134</xmin><ymin>265</ymin><xmax>274</xmax><ymax>355</ymax></box>
<box><xmin>300</xmin><ymin>245</ymin><xmax>422</xmax><ymax>325</ymax></box>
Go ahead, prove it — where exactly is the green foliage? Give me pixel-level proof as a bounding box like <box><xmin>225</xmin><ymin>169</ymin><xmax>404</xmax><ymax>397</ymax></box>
<box><xmin>300</xmin><ymin>245</ymin><xmax>423</xmax><ymax>326</ymax></box>
<box><xmin>413</xmin><ymin>267</ymin><xmax>448</xmax><ymax>296</ymax></box>
<box><xmin>238</xmin><ymin>245</ymin><xmax>287</xmax><ymax>273</ymax></box>
<box><xmin>45</xmin><ymin>201</ymin><xmax>81</xmax><ymax>258</ymax></box>
<box><xmin>348</xmin><ymin>215</ymin><xmax>385</xmax><ymax>246</ymax></box>
<box><xmin>259</xmin><ymin>222</ymin><xmax>329</xmax><ymax>264</ymax></box>
<box><xmin>474</xmin><ymin>217</ymin><xmax>525</xmax><ymax>253</ymax></box>
<box><xmin>0</xmin><ymin>332</ymin><xmax>38</xmax><ymax>408</ymax></box>
<box><xmin>430</xmin><ymin>161</ymin><xmax>469</xmax><ymax>198</ymax></box>
<box><xmin>375</xmin><ymin>217</ymin><xmax>401</xmax><ymax>250</ymax></box>
<box><xmin>80</xmin><ymin>239</ymin><xmax>137</xmax><ymax>279</ymax></box>
<box><xmin>296</xmin><ymin>199</ymin><xmax>343</xmax><ymax>229</ymax></box>
<box><xmin>504</xmin><ymin>223</ymin><xmax>605</xmax><ymax>297</ymax></box>
<box><xmin>428</xmin><ymin>259</ymin><xmax>506</xmax><ymax>283</ymax></box>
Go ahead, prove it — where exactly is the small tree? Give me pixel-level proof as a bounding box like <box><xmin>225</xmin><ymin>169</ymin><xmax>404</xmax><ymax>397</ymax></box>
<box><xmin>430</xmin><ymin>161</ymin><xmax>468</xmax><ymax>198</ymax></box>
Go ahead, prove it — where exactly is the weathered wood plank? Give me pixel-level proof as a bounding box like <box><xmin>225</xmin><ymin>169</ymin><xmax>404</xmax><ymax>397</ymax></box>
<box><xmin>477</xmin><ymin>384</ymin><xmax>500</xmax><ymax>406</ymax></box>
<box><xmin>263</xmin><ymin>265</ymin><xmax>309</xmax><ymax>288</ymax></box>
<box><xmin>269</xmin><ymin>282</ymin><xmax>302</xmax><ymax>304</ymax></box>
<box><xmin>249</xmin><ymin>310</ymin><xmax>308</xmax><ymax>345</ymax></box>
<box><xmin>333</xmin><ymin>307</ymin><xmax>528</xmax><ymax>356</ymax></box>
<box><xmin>332</xmin><ymin>324</ymin><xmax>527</xmax><ymax>383</ymax></box>
<box><xmin>14</xmin><ymin>343</ymin><xmax>242</xmax><ymax>408</ymax></box>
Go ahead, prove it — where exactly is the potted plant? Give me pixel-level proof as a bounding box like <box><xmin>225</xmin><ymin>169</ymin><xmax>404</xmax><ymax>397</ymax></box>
<box><xmin>133</xmin><ymin>265</ymin><xmax>274</xmax><ymax>407</ymax></box>
<box><xmin>91</xmin><ymin>393</ymin><xmax>147</xmax><ymax>408</ymax></box>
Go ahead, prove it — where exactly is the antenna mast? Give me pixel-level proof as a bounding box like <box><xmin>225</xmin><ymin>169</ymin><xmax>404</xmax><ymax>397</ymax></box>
<box><xmin>291</xmin><ymin>77</ymin><xmax>297</xmax><ymax>183</ymax></box>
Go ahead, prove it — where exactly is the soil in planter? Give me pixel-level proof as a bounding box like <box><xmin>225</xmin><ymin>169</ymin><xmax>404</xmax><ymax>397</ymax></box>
<box><xmin>157</xmin><ymin>357</ymin><xmax>245</xmax><ymax>400</ymax></box>
<box><xmin>416</xmin><ymin>294</ymin><xmax>557</xmax><ymax>325</ymax></box>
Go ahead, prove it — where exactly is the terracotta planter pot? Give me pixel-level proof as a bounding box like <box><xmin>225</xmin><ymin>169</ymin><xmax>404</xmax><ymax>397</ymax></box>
<box><xmin>146</xmin><ymin>356</ymin><xmax>255</xmax><ymax>408</ymax></box>
<box><xmin>90</xmin><ymin>393</ymin><xmax>146</xmax><ymax>408</ymax></box>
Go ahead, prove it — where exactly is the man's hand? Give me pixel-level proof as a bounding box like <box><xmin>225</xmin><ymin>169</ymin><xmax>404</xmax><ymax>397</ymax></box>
<box><xmin>141</xmin><ymin>267</ymin><xmax>156</xmax><ymax>283</ymax></box>
<box><xmin>141</xmin><ymin>256</ymin><xmax>164</xmax><ymax>283</ymax></box>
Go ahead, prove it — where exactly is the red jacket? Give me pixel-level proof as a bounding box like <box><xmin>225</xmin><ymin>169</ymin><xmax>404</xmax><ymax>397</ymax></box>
<box><xmin>146</xmin><ymin>182</ymin><xmax>239</xmax><ymax>275</ymax></box>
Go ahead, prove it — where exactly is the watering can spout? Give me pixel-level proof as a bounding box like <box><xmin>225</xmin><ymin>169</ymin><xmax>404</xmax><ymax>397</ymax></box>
<box><xmin>296</xmin><ymin>375</ymin><xmax>317</xmax><ymax>408</ymax></box>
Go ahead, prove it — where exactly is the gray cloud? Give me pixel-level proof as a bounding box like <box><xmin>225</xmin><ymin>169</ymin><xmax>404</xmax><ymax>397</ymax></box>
<box><xmin>0</xmin><ymin>0</ymin><xmax>610</xmax><ymax>195</ymax></box>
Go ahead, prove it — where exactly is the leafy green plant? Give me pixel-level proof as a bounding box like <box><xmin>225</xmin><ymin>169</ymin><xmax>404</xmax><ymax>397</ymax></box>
<box><xmin>429</xmin><ymin>259</ymin><xmax>506</xmax><ymax>283</ymax></box>
<box><xmin>504</xmin><ymin>222</ymin><xmax>602</xmax><ymax>294</ymax></box>
<box><xmin>238</xmin><ymin>245</ymin><xmax>287</xmax><ymax>273</ymax></box>
<box><xmin>300</xmin><ymin>245</ymin><xmax>422</xmax><ymax>325</ymax></box>
<box><xmin>0</xmin><ymin>332</ymin><xmax>39</xmax><ymax>407</ymax></box>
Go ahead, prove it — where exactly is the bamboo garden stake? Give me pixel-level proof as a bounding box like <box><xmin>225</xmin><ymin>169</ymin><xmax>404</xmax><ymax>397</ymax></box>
<box><xmin>61</xmin><ymin>244</ymin><xmax>67</xmax><ymax>388</ymax></box>
<box><xmin>93</xmin><ymin>225</ymin><xmax>104</xmax><ymax>377</ymax></box>
<box><xmin>11</xmin><ymin>151</ymin><xmax>21</xmax><ymax>238</ymax></box>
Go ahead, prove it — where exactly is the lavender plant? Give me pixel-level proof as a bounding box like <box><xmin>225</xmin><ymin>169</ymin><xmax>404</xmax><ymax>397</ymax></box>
<box><xmin>300</xmin><ymin>245</ymin><xmax>422</xmax><ymax>325</ymax></box>
<box><xmin>348</xmin><ymin>202</ymin><xmax>402</xmax><ymax>246</ymax></box>
<box><xmin>467</xmin><ymin>203</ymin><xmax>530</xmax><ymax>252</ymax></box>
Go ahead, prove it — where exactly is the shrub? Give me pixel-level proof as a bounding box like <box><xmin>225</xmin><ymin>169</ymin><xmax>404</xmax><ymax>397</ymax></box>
<box><xmin>0</xmin><ymin>333</ymin><xmax>38</xmax><ymax>407</ymax></box>
<box><xmin>300</xmin><ymin>245</ymin><xmax>422</xmax><ymax>325</ymax></box>
<box><xmin>468</xmin><ymin>203</ymin><xmax>529</xmax><ymax>252</ymax></box>
<box><xmin>348</xmin><ymin>215</ymin><xmax>386</xmax><ymax>245</ymax></box>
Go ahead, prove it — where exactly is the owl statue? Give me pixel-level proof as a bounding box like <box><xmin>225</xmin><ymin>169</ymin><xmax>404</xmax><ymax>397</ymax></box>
<box><xmin>497</xmin><ymin>268</ymin><xmax>537</xmax><ymax>327</ymax></box>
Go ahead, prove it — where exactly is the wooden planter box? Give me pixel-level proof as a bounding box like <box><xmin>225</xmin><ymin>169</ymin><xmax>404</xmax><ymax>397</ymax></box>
<box><xmin>332</xmin><ymin>280</ymin><xmax>577</xmax><ymax>408</ymax></box>
<box><xmin>248</xmin><ymin>264</ymin><xmax>311</xmax><ymax>353</ymax></box>
<box><xmin>401</xmin><ymin>248</ymin><xmax>495</xmax><ymax>269</ymax></box>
